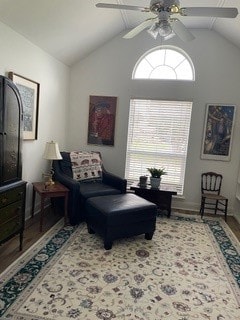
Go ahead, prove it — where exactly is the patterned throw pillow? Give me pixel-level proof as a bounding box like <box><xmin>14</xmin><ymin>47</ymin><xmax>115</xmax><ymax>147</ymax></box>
<box><xmin>70</xmin><ymin>151</ymin><xmax>102</xmax><ymax>182</ymax></box>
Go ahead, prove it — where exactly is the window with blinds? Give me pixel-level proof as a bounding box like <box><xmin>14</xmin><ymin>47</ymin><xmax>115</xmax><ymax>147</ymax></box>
<box><xmin>125</xmin><ymin>99</ymin><xmax>192</xmax><ymax>195</ymax></box>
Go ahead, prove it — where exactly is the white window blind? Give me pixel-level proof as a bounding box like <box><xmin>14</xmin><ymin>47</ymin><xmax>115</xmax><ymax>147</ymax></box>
<box><xmin>125</xmin><ymin>99</ymin><xmax>192</xmax><ymax>195</ymax></box>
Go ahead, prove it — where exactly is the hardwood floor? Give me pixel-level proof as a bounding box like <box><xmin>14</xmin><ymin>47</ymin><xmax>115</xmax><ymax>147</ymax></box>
<box><xmin>0</xmin><ymin>209</ymin><xmax>240</xmax><ymax>274</ymax></box>
<box><xmin>0</xmin><ymin>207</ymin><xmax>62</xmax><ymax>274</ymax></box>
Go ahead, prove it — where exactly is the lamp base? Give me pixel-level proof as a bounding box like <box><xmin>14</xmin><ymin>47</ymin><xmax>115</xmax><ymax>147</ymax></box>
<box><xmin>42</xmin><ymin>172</ymin><xmax>55</xmax><ymax>190</ymax></box>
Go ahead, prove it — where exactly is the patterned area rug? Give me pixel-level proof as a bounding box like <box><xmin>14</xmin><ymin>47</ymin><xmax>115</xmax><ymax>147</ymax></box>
<box><xmin>0</xmin><ymin>214</ymin><xmax>240</xmax><ymax>320</ymax></box>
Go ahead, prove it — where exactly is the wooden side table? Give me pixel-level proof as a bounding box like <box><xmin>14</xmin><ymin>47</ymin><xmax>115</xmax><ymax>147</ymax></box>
<box><xmin>31</xmin><ymin>181</ymin><xmax>69</xmax><ymax>232</ymax></box>
<box><xmin>130</xmin><ymin>183</ymin><xmax>177</xmax><ymax>217</ymax></box>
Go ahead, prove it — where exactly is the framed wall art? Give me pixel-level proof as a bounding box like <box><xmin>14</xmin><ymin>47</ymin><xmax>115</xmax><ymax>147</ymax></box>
<box><xmin>8</xmin><ymin>72</ymin><xmax>40</xmax><ymax>140</ymax></box>
<box><xmin>87</xmin><ymin>95</ymin><xmax>117</xmax><ymax>146</ymax></box>
<box><xmin>201</xmin><ymin>104</ymin><xmax>236</xmax><ymax>161</ymax></box>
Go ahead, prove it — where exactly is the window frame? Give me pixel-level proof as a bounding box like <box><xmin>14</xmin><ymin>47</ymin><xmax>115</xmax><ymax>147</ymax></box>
<box><xmin>132</xmin><ymin>45</ymin><xmax>195</xmax><ymax>81</ymax></box>
<box><xmin>125</xmin><ymin>99</ymin><xmax>192</xmax><ymax>195</ymax></box>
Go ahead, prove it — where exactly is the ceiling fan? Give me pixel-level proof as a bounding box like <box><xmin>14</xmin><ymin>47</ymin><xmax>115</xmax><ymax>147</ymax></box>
<box><xmin>96</xmin><ymin>0</ymin><xmax>238</xmax><ymax>42</ymax></box>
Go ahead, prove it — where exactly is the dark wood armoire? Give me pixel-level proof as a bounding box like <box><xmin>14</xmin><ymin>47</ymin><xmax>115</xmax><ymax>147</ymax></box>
<box><xmin>0</xmin><ymin>76</ymin><xmax>26</xmax><ymax>251</ymax></box>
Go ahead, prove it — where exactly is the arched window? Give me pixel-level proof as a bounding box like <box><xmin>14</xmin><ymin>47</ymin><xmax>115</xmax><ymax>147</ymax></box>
<box><xmin>133</xmin><ymin>46</ymin><xmax>195</xmax><ymax>80</ymax></box>
<box><xmin>125</xmin><ymin>46</ymin><xmax>194</xmax><ymax>195</ymax></box>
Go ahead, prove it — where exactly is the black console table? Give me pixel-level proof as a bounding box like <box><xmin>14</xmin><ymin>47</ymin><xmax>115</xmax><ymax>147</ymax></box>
<box><xmin>130</xmin><ymin>183</ymin><xmax>177</xmax><ymax>217</ymax></box>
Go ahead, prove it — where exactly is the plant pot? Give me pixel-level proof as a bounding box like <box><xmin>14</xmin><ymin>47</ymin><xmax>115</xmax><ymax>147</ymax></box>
<box><xmin>139</xmin><ymin>175</ymin><xmax>148</xmax><ymax>187</ymax></box>
<box><xmin>150</xmin><ymin>177</ymin><xmax>161</xmax><ymax>189</ymax></box>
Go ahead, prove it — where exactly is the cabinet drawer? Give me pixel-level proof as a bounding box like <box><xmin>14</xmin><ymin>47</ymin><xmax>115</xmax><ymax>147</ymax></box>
<box><xmin>0</xmin><ymin>200</ymin><xmax>23</xmax><ymax>224</ymax></box>
<box><xmin>0</xmin><ymin>215</ymin><xmax>22</xmax><ymax>243</ymax></box>
<box><xmin>0</xmin><ymin>185</ymin><xmax>25</xmax><ymax>208</ymax></box>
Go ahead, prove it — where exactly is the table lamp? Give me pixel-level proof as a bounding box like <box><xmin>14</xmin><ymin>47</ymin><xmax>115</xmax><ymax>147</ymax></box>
<box><xmin>43</xmin><ymin>141</ymin><xmax>62</xmax><ymax>188</ymax></box>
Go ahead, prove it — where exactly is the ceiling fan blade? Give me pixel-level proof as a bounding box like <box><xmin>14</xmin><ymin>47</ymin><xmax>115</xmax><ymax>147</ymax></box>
<box><xmin>123</xmin><ymin>19</ymin><xmax>154</xmax><ymax>39</ymax></box>
<box><xmin>171</xmin><ymin>19</ymin><xmax>195</xmax><ymax>42</ymax></box>
<box><xmin>180</xmin><ymin>7</ymin><xmax>238</xmax><ymax>18</ymax></box>
<box><xmin>96</xmin><ymin>3</ymin><xmax>149</xmax><ymax>12</ymax></box>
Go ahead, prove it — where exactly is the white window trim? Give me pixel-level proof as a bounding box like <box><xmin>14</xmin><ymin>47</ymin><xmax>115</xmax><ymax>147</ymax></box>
<box><xmin>132</xmin><ymin>45</ymin><xmax>195</xmax><ymax>81</ymax></box>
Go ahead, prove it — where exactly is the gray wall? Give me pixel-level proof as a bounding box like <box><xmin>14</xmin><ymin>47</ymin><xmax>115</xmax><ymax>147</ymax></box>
<box><xmin>69</xmin><ymin>29</ymin><xmax>240</xmax><ymax>220</ymax></box>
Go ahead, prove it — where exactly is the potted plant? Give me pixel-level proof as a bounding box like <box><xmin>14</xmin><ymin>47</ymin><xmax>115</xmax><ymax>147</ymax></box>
<box><xmin>147</xmin><ymin>167</ymin><xmax>167</xmax><ymax>188</ymax></box>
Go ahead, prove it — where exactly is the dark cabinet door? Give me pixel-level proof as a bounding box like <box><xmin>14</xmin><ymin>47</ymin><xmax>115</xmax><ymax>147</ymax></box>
<box><xmin>0</xmin><ymin>76</ymin><xmax>25</xmax><ymax>251</ymax></box>
<box><xmin>0</xmin><ymin>77</ymin><xmax>23</xmax><ymax>186</ymax></box>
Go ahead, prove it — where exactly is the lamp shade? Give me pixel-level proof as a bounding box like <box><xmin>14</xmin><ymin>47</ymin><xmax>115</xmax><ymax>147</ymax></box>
<box><xmin>43</xmin><ymin>141</ymin><xmax>62</xmax><ymax>160</ymax></box>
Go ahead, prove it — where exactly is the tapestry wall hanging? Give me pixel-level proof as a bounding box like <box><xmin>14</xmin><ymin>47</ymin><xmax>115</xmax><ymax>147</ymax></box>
<box><xmin>201</xmin><ymin>104</ymin><xmax>236</xmax><ymax>161</ymax></box>
<box><xmin>8</xmin><ymin>72</ymin><xmax>40</xmax><ymax>140</ymax></box>
<box><xmin>88</xmin><ymin>95</ymin><xmax>117</xmax><ymax>146</ymax></box>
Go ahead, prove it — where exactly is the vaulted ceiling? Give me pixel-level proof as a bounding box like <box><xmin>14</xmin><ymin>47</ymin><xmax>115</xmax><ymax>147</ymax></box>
<box><xmin>0</xmin><ymin>0</ymin><xmax>239</xmax><ymax>66</ymax></box>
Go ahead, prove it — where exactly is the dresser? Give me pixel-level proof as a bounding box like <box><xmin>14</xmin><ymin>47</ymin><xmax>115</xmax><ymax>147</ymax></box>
<box><xmin>0</xmin><ymin>76</ymin><xmax>26</xmax><ymax>250</ymax></box>
<box><xmin>0</xmin><ymin>181</ymin><xmax>26</xmax><ymax>250</ymax></box>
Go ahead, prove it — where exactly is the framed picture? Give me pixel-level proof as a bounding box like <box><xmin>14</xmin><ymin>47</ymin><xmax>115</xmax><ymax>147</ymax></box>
<box><xmin>201</xmin><ymin>104</ymin><xmax>236</xmax><ymax>161</ymax></box>
<box><xmin>87</xmin><ymin>95</ymin><xmax>117</xmax><ymax>146</ymax></box>
<box><xmin>8</xmin><ymin>72</ymin><xmax>40</xmax><ymax>140</ymax></box>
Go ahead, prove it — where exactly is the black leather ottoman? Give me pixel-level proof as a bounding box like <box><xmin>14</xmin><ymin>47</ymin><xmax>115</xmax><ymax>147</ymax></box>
<box><xmin>85</xmin><ymin>193</ymin><xmax>157</xmax><ymax>250</ymax></box>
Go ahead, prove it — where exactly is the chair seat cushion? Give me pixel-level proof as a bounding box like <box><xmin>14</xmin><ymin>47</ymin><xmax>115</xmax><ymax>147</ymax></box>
<box><xmin>80</xmin><ymin>182</ymin><xmax>121</xmax><ymax>199</ymax></box>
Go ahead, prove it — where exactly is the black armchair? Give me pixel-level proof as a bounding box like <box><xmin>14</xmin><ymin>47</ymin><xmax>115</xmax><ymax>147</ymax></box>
<box><xmin>52</xmin><ymin>151</ymin><xmax>127</xmax><ymax>225</ymax></box>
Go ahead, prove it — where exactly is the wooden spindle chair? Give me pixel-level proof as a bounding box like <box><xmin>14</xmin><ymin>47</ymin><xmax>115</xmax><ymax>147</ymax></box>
<box><xmin>200</xmin><ymin>172</ymin><xmax>228</xmax><ymax>221</ymax></box>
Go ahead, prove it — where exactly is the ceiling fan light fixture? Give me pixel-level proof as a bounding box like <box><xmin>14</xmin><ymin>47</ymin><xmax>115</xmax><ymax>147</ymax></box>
<box><xmin>163</xmin><ymin>32</ymin><xmax>175</xmax><ymax>40</ymax></box>
<box><xmin>158</xmin><ymin>20</ymin><xmax>172</xmax><ymax>37</ymax></box>
<box><xmin>147</xmin><ymin>22</ymin><xmax>160</xmax><ymax>39</ymax></box>
<box><xmin>148</xmin><ymin>20</ymin><xmax>173</xmax><ymax>39</ymax></box>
